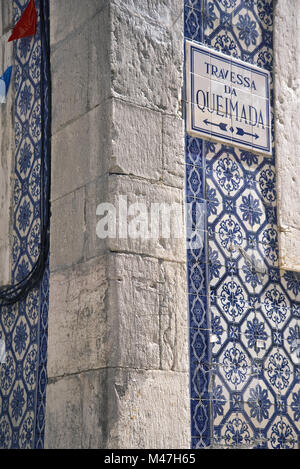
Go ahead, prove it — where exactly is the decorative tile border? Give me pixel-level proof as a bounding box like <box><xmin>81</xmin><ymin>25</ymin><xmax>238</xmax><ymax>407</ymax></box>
<box><xmin>185</xmin><ymin>0</ymin><xmax>300</xmax><ymax>449</ymax></box>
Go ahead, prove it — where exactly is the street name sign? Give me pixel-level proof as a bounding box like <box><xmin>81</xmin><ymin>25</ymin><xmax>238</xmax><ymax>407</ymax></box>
<box><xmin>185</xmin><ymin>40</ymin><xmax>272</xmax><ymax>156</ymax></box>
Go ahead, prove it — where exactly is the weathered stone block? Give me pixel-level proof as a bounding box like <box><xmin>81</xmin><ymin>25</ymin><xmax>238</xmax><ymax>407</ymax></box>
<box><xmin>84</xmin><ymin>175</ymin><xmax>110</xmax><ymax>261</ymax></box>
<box><xmin>105</xmin><ymin>254</ymin><xmax>188</xmax><ymax>372</ymax></box>
<box><xmin>162</xmin><ymin>114</ymin><xmax>185</xmax><ymax>188</ymax></box>
<box><xmin>110</xmin><ymin>99</ymin><xmax>163</xmax><ymax>181</ymax></box>
<box><xmin>51</xmin><ymin>8</ymin><xmax>110</xmax><ymax>133</ymax></box>
<box><xmin>112</xmin><ymin>0</ymin><xmax>183</xmax><ymax>32</ymax></box>
<box><xmin>50</xmin><ymin>0</ymin><xmax>107</xmax><ymax>47</ymax></box>
<box><xmin>44</xmin><ymin>369</ymin><xmax>107</xmax><ymax>449</ymax></box>
<box><xmin>50</xmin><ymin>187</ymin><xmax>86</xmax><ymax>271</ymax></box>
<box><xmin>107</xmin><ymin>253</ymin><xmax>161</xmax><ymax>369</ymax></box>
<box><xmin>159</xmin><ymin>261</ymin><xmax>188</xmax><ymax>372</ymax></box>
<box><xmin>47</xmin><ymin>256</ymin><xmax>108</xmax><ymax>378</ymax></box>
<box><xmin>279</xmin><ymin>227</ymin><xmax>300</xmax><ymax>272</ymax></box>
<box><xmin>51</xmin><ymin>102</ymin><xmax>111</xmax><ymax>200</ymax></box>
<box><xmin>111</xmin><ymin>2</ymin><xmax>183</xmax><ymax>113</ymax></box>
<box><xmin>106</xmin><ymin>368</ymin><xmax>190</xmax><ymax>449</ymax></box>
<box><xmin>276</xmin><ymin>147</ymin><xmax>300</xmax><ymax>229</ymax></box>
<box><xmin>85</xmin><ymin>175</ymin><xmax>186</xmax><ymax>262</ymax></box>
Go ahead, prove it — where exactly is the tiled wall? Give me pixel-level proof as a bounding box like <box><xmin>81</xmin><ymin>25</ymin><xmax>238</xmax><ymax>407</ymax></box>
<box><xmin>0</xmin><ymin>0</ymin><xmax>49</xmax><ymax>448</ymax></box>
<box><xmin>185</xmin><ymin>0</ymin><xmax>300</xmax><ymax>449</ymax></box>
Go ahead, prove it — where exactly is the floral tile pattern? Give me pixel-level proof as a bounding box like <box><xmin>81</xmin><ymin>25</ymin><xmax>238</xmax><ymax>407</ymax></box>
<box><xmin>0</xmin><ymin>0</ymin><xmax>49</xmax><ymax>448</ymax></box>
<box><xmin>185</xmin><ymin>0</ymin><xmax>300</xmax><ymax>449</ymax></box>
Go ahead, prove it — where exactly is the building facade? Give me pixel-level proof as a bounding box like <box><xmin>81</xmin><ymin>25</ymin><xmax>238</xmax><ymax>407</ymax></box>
<box><xmin>0</xmin><ymin>0</ymin><xmax>299</xmax><ymax>449</ymax></box>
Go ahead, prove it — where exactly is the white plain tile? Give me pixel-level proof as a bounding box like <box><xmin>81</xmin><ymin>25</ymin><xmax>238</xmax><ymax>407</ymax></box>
<box><xmin>191</xmin><ymin>73</ymin><xmax>211</xmax><ymax>107</ymax></box>
<box><xmin>251</xmin><ymin>69</ymin><xmax>270</xmax><ymax>98</ymax></box>
<box><xmin>192</xmin><ymin>47</ymin><xmax>211</xmax><ymax>79</ymax></box>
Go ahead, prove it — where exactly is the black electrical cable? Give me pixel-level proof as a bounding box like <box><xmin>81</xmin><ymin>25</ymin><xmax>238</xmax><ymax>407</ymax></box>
<box><xmin>0</xmin><ymin>0</ymin><xmax>51</xmax><ymax>306</ymax></box>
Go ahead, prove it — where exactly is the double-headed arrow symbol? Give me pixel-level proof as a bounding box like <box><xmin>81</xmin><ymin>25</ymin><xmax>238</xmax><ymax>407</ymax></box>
<box><xmin>203</xmin><ymin>119</ymin><xmax>260</xmax><ymax>140</ymax></box>
<box><xmin>203</xmin><ymin>119</ymin><xmax>259</xmax><ymax>140</ymax></box>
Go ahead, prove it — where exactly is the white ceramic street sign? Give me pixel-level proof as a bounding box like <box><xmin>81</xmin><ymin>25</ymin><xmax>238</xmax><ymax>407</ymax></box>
<box><xmin>185</xmin><ymin>40</ymin><xmax>272</xmax><ymax>156</ymax></box>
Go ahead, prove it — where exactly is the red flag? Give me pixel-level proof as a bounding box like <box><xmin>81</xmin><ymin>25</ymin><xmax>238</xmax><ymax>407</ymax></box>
<box><xmin>8</xmin><ymin>0</ymin><xmax>37</xmax><ymax>42</ymax></box>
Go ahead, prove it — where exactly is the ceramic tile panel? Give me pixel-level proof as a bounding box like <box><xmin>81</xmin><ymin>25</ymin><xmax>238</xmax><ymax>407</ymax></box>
<box><xmin>0</xmin><ymin>0</ymin><xmax>50</xmax><ymax>449</ymax></box>
<box><xmin>185</xmin><ymin>0</ymin><xmax>300</xmax><ymax>449</ymax></box>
